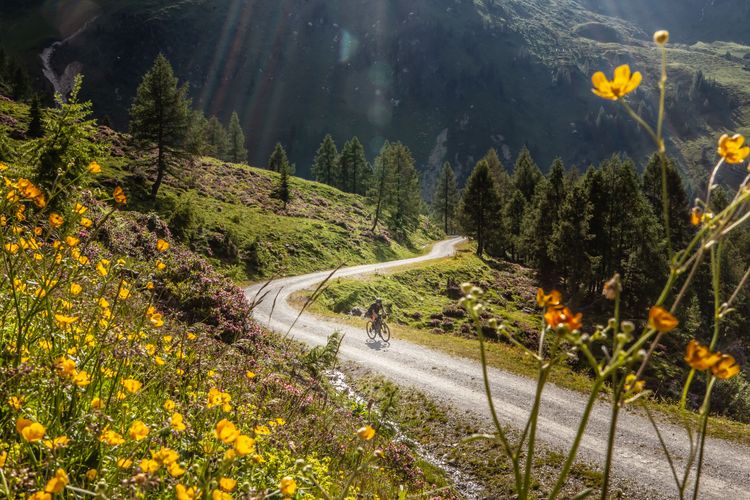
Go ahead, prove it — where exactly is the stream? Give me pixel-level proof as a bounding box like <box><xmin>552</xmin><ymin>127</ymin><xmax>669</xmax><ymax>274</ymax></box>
<box><xmin>39</xmin><ymin>16</ymin><xmax>98</xmax><ymax>99</ymax></box>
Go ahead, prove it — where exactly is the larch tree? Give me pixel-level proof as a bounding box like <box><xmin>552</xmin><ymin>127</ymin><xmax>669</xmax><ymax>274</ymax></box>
<box><xmin>432</xmin><ymin>161</ymin><xmax>459</xmax><ymax>234</ymax></box>
<box><xmin>129</xmin><ymin>54</ymin><xmax>190</xmax><ymax>201</ymax></box>
<box><xmin>369</xmin><ymin>141</ymin><xmax>392</xmax><ymax>232</ymax></box>
<box><xmin>311</xmin><ymin>134</ymin><xmax>339</xmax><ymax>186</ymax></box>
<box><xmin>513</xmin><ymin>146</ymin><xmax>543</xmax><ymax>201</ymax></box>
<box><xmin>226</xmin><ymin>111</ymin><xmax>247</xmax><ymax>163</ymax></box>
<box><xmin>459</xmin><ymin>160</ymin><xmax>503</xmax><ymax>256</ymax></box>
<box><xmin>386</xmin><ymin>142</ymin><xmax>421</xmax><ymax>237</ymax></box>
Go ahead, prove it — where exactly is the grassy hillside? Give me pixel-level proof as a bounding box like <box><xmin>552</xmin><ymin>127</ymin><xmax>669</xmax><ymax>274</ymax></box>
<box><xmin>0</xmin><ymin>96</ymin><xmax>439</xmax><ymax>283</ymax></box>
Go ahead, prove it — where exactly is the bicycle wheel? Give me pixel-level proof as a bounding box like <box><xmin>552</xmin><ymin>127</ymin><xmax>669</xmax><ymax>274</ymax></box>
<box><xmin>380</xmin><ymin>323</ymin><xmax>391</xmax><ymax>343</ymax></box>
<box><xmin>366</xmin><ymin>321</ymin><xmax>377</xmax><ymax>340</ymax></box>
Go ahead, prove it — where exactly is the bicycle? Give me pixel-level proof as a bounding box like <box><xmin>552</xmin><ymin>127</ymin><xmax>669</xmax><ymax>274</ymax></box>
<box><xmin>366</xmin><ymin>313</ymin><xmax>391</xmax><ymax>343</ymax></box>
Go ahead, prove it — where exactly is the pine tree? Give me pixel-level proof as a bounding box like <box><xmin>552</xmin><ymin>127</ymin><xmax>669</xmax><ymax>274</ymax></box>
<box><xmin>268</xmin><ymin>142</ymin><xmax>290</xmax><ymax>172</ymax></box>
<box><xmin>311</xmin><ymin>134</ymin><xmax>339</xmax><ymax>186</ymax></box>
<box><xmin>513</xmin><ymin>146</ymin><xmax>543</xmax><ymax>201</ymax></box>
<box><xmin>340</xmin><ymin>137</ymin><xmax>369</xmax><ymax>194</ymax></box>
<box><xmin>205</xmin><ymin>116</ymin><xmax>229</xmax><ymax>159</ymax></box>
<box><xmin>27</xmin><ymin>95</ymin><xmax>44</xmax><ymax>138</ymax></box>
<box><xmin>129</xmin><ymin>54</ymin><xmax>191</xmax><ymax>201</ymax></box>
<box><xmin>504</xmin><ymin>188</ymin><xmax>527</xmax><ymax>261</ymax></box>
<box><xmin>386</xmin><ymin>142</ymin><xmax>421</xmax><ymax>237</ymax></box>
<box><xmin>459</xmin><ymin>160</ymin><xmax>503</xmax><ymax>256</ymax></box>
<box><xmin>432</xmin><ymin>161</ymin><xmax>459</xmax><ymax>234</ymax></box>
<box><xmin>226</xmin><ymin>111</ymin><xmax>247</xmax><ymax>163</ymax></box>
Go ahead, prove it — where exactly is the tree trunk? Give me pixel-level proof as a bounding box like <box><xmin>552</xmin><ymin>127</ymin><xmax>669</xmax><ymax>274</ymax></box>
<box><xmin>151</xmin><ymin>144</ymin><xmax>165</xmax><ymax>201</ymax></box>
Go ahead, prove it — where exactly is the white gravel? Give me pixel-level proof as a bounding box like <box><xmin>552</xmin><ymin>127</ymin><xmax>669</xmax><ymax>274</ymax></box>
<box><xmin>245</xmin><ymin>237</ymin><xmax>750</xmax><ymax>499</ymax></box>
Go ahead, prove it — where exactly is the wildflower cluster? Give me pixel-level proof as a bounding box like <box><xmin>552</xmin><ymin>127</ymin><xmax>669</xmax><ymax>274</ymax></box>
<box><xmin>0</xmin><ymin>160</ymin><xmax>406</xmax><ymax>498</ymax></box>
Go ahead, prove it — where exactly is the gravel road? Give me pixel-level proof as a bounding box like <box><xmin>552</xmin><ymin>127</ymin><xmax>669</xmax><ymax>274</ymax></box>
<box><xmin>245</xmin><ymin>237</ymin><xmax>750</xmax><ymax>499</ymax></box>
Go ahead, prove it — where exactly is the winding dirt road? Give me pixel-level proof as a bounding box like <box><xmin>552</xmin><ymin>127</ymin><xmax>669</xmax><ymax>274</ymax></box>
<box><xmin>245</xmin><ymin>238</ymin><xmax>750</xmax><ymax>499</ymax></box>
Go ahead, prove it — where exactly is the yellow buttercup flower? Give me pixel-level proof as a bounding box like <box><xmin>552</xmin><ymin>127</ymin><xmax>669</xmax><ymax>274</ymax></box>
<box><xmin>536</xmin><ymin>288</ymin><xmax>561</xmax><ymax>308</ymax></box>
<box><xmin>648</xmin><ymin>306</ymin><xmax>678</xmax><ymax>333</ymax></box>
<box><xmin>170</xmin><ymin>412</ymin><xmax>187</xmax><ymax>432</ymax></box>
<box><xmin>623</xmin><ymin>374</ymin><xmax>644</xmax><ymax>394</ymax></box>
<box><xmin>55</xmin><ymin>357</ymin><xmax>77</xmax><ymax>378</ymax></box>
<box><xmin>8</xmin><ymin>396</ymin><xmax>23</xmax><ymax>410</ymax></box>
<box><xmin>116</xmin><ymin>458</ymin><xmax>133</xmax><ymax>468</ymax></box>
<box><xmin>176</xmin><ymin>484</ymin><xmax>197</xmax><ymax>500</ymax></box>
<box><xmin>128</xmin><ymin>420</ymin><xmax>150</xmax><ymax>441</ymax></box>
<box><xmin>280</xmin><ymin>476</ymin><xmax>297</xmax><ymax>497</ymax></box>
<box><xmin>73</xmin><ymin>370</ymin><xmax>92</xmax><ymax>387</ymax></box>
<box><xmin>156</xmin><ymin>239</ymin><xmax>170</xmax><ymax>252</ymax></box>
<box><xmin>711</xmin><ymin>354</ymin><xmax>740</xmax><ymax>380</ymax></box>
<box><xmin>357</xmin><ymin>425</ymin><xmax>376</xmax><ymax>441</ymax></box>
<box><xmin>140</xmin><ymin>458</ymin><xmax>160</xmax><ymax>474</ymax></box>
<box><xmin>113</xmin><ymin>186</ymin><xmax>127</xmax><ymax>204</ymax></box>
<box><xmin>233</xmin><ymin>435</ymin><xmax>255</xmax><ymax>456</ymax></box>
<box><xmin>99</xmin><ymin>429</ymin><xmax>125</xmax><ymax>446</ymax></box>
<box><xmin>43</xmin><ymin>436</ymin><xmax>70</xmax><ymax>450</ymax></box>
<box><xmin>164</xmin><ymin>399</ymin><xmax>176</xmax><ymax>411</ymax></box>
<box><xmin>121</xmin><ymin>378</ymin><xmax>142</xmax><ymax>394</ymax></box>
<box><xmin>17</xmin><ymin>418</ymin><xmax>45</xmax><ymax>442</ymax></box>
<box><xmin>718</xmin><ymin>134</ymin><xmax>750</xmax><ymax>164</ymax></box>
<box><xmin>48</xmin><ymin>213</ymin><xmax>64</xmax><ymax>228</ymax></box>
<box><xmin>0</xmin><ymin>450</ymin><xmax>7</xmax><ymax>468</ymax></box>
<box><xmin>86</xmin><ymin>469</ymin><xmax>97</xmax><ymax>481</ymax></box>
<box><xmin>684</xmin><ymin>340</ymin><xmax>722</xmax><ymax>371</ymax></box>
<box><xmin>43</xmin><ymin>468</ymin><xmax>69</xmax><ymax>494</ymax></box>
<box><xmin>167</xmin><ymin>462</ymin><xmax>186</xmax><ymax>477</ymax></box>
<box><xmin>254</xmin><ymin>424</ymin><xmax>271</xmax><ymax>436</ymax></box>
<box><xmin>591</xmin><ymin>64</ymin><xmax>642</xmax><ymax>101</ymax></box>
<box><xmin>27</xmin><ymin>492</ymin><xmax>50</xmax><ymax>500</ymax></box>
<box><xmin>544</xmin><ymin>306</ymin><xmax>583</xmax><ymax>331</ymax></box>
<box><xmin>215</xmin><ymin>419</ymin><xmax>240</xmax><ymax>444</ymax></box>
<box><xmin>91</xmin><ymin>397</ymin><xmax>103</xmax><ymax>409</ymax></box>
<box><xmin>219</xmin><ymin>478</ymin><xmax>237</xmax><ymax>492</ymax></box>
<box><xmin>152</xmin><ymin>447</ymin><xmax>179</xmax><ymax>465</ymax></box>
<box><xmin>65</xmin><ymin>236</ymin><xmax>79</xmax><ymax>247</ymax></box>
<box><xmin>245</xmin><ymin>370</ymin><xmax>256</xmax><ymax>379</ymax></box>
<box><xmin>212</xmin><ymin>490</ymin><xmax>232</xmax><ymax>500</ymax></box>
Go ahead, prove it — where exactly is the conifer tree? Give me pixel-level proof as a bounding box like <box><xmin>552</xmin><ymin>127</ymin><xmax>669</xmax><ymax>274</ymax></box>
<box><xmin>513</xmin><ymin>146</ymin><xmax>543</xmax><ymax>201</ymax></box>
<box><xmin>129</xmin><ymin>54</ymin><xmax>190</xmax><ymax>201</ymax></box>
<box><xmin>311</xmin><ymin>134</ymin><xmax>339</xmax><ymax>186</ymax></box>
<box><xmin>549</xmin><ymin>181</ymin><xmax>592</xmax><ymax>294</ymax></box>
<box><xmin>340</xmin><ymin>137</ymin><xmax>369</xmax><ymax>194</ymax></box>
<box><xmin>483</xmin><ymin>148</ymin><xmax>513</xmax><ymax>199</ymax></box>
<box><xmin>369</xmin><ymin>141</ymin><xmax>392</xmax><ymax>232</ymax></box>
<box><xmin>459</xmin><ymin>160</ymin><xmax>503</xmax><ymax>256</ymax></box>
<box><xmin>205</xmin><ymin>116</ymin><xmax>229</xmax><ymax>159</ymax></box>
<box><xmin>276</xmin><ymin>161</ymin><xmax>291</xmax><ymax>209</ymax></box>
<box><xmin>184</xmin><ymin>110</ymin><xmax>209</xmax><ymax>156</ymax></box>
<box><xmin>432</xmin><ymin>161</ymin><xmax>459</xmax><ymax>234</ymax></box>
<box><xmin>386</xmin><ymin>142</ymin><xmax>421</xmax><ymax>237</ymax></box>
<box><xmin>0</xmin><ymin>127</ymin><xmax>12</xmax><ymax>162</ymax></box>
<box><xmin>504</xmin><ymin>189</ymin><xmax>527</xmax><ymax>262</ymax></box>
<box><xmin>226</xmin><ymin>111</ymin><xmax>247</xmax><ymax>163</ymax></box>
<box><xmin>27</xmin><ymin>95</ymin><xmax>44</xmax><ymax>138</ymax></box>
<box><xmin>268</xmin><ymin>142</ymin><xmax>290</xmax><ymax>172</ymax></box>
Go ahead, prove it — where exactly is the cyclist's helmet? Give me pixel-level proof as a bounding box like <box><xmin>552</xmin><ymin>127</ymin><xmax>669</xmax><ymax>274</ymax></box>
<box><xmin>375</xmin><ymin>298</ymin><xmax>382</xmax><ymax>304</ymax></box>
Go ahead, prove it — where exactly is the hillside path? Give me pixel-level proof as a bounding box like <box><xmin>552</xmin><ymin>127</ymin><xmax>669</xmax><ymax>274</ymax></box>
<box><xmin>245</xmin><ymin>237</ymin><xmax>750</xmax><ymax>499</ymax></box>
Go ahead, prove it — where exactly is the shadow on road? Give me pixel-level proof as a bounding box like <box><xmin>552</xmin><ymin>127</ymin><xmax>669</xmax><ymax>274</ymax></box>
<box><xmin>365</xmin><ymin>339</ymin><xmax>390</xmax><ymax>351</ymax></box>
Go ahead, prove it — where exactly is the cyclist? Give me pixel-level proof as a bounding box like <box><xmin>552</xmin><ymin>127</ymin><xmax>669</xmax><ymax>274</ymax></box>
<box><xmin>366</xmin><ymin>298</ymin><xmax>384</xmax><ymax>332</ymax></box>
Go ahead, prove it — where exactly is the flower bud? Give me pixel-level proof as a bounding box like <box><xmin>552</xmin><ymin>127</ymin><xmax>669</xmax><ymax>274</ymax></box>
<box><xmin>653</xmin><ymin>30</ymin><xmax>669</xmax><ymax>45</ymax></box>
<box><xmin>621</xmin><ymin>321</ymin><xmax>635</xmax><ymax>334</ymax></box>
<box><xmin>460</xmin><ymin>283</ymin><xmax>473</xmax><ymax>294</ymax></box>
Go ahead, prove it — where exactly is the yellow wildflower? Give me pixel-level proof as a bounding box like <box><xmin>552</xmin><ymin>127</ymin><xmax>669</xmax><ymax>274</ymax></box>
<box><xmin>88</xmin><ymin>161</ymin><xmax>101</xmax><ymax>173</ymax></box>
<box><xmin>280</xmin><ymin>476</ymin><xmax>297</xmax><ymax>497</ymax></box>
<box><xmin>167</xmin><ymin>462</ymin><xmax>186</xmax><ymax>477</ymax></box>
<box><xmin>65</xmin><ymin>236</ymin><xmax>79</xmax><ymax>247</ymax></box>
<box><xmin>17</xmin><ymin>419</ymin><xmax>45</xmax><ymax>442</ymax></box>
<box><xmin>591</xmin><ymin>64</ymin><xmax>641</xmax><ymax>100</ymax></box>
<box><xmin>43</xmin><ymin>436</ymin><xmax>70</xmax><ymax>450</ymax></box>
<box><xmin>219</xmin><ymin>477</ymin><xmax>237</xmax><ymax>492</ymax></box>
<box><xmin>215</xmin><ymin>419</ymin><xmax>240</xmax><ymax>444</ymax></box>
<box><xmin>113</xmin><ymin>186</ymin><xmax>127</xmax><ymax>204</ymax></box>
<box><xmin>718</xmin><ymin>134</ymin><xmax>750</xmax><ymax>164</ymax></box>
<box><xmin>176</xmin><ymin>484</ymin><xmax>197</xmax><ymax>500</ymax></box>
<box><xmin>140</xmin><ymin>458</ymin><xmax>160</xmax><ymax>474</ymax></box>
<box><xmin>86</xmin><ymin>469</ymin><xmax>97</xmax><ymax>481</ymax></box>
<box><xmin>712</xmin><ymin>354</ymin><xmax>740</xmax><ymax>380</ymax></box>
<box><xmin>544</xmin><ymin>306</ymin><xmax>583</xmax><ymax>331</ymax></box>
<box><xmin>156</xmin><ymin>239</ymin><xmax>170</xmax><ymax>252</ymax></box>
<box><xmin>623</xmin><ymin>374</ymin><xmax>644</xmax><ymax>393</ymax></box>
<box><xmin>152</xmin><ymin>447</ymin><xmax>179</xmax><ymax>465</ymax></box>
<box><xmin>648</xmin><ymin>306</ymin><xmax>678</xmax><ymax>333</ymax></box>
<box><xmin>170</xmin><ymin>412</ymin><xmax>187</xmax><ymax>432</ymax></box>
<box><xmin>99</xmin><ymin>429</ymin><xmax>125</xmax><ymax>446</ymax></box>
<box><xmin>212</xmin><ymin>491</ymin><xmax>232</xmax><ymax>500</ymax></box>
<box><xmin>357</xmin><ymin>425</ymin><xmax>376</xmax><ymax>441</ymax></box>
<box><xmin>28</xmin><ymin>493</ymin><xmax>51</xmax><ymax>500</ymax></box>
<box><xmin>128</xmin><ymin>420</ymin><xmax>150</xmax><ymax>441</ymax></box>
<box><xmin>164</xmin><ymin>399</ymin><xmax>176</xmax><ymax>411</ymax></box>
<box><xmin>55</xmin><ymin>357</ymin><xmax>77</xmax><ymax>378</ymax></box>
<box><xmin>43</xmin><ymin>468</ymin><xmax>69</xmax><ymax>494</ymax></box>
<box><xmin>254</xmin><ymin>424</ymin><xmax>271</xmax><ymax>436</ymax></box>
<box><xmin>80</xmin><ymin>217</ymin><xmax>93</xmax><ymax>228</ymax></box>
<box><xmin>73</xmin><ymin>370</ymin><xmax>92</xmax><ymax>387</ymax></box>
<box><xmin>48</xmin><ymin>213</ymin><xmax>64</xmax><ymax>228</ymax></box>
<box><xmin>74</xmin><ymin>202</ymin><xmax>88</xmax><ymax>215</ymax></box>
<box><xmin>0</xmin><ymin>450</ymin><xmax>7</xmax><ymax>468</ymax></box>
<box><xmin>233</xmin><ymin>435</ymin><xmax>255</xmax><ymax>456</ymax></box>
<box><xmin>245</xmin><ymin>370</ymin><xmax>256</xmax><ymax>379</ymax></box>
<box><xmin>121</xmin><ymin>378</ymin><xmax>142</xmax><ymax>394</ymax></box>
<box><xmin>8</xmin><ymin>396</ymin><xmax>23</xmax><ymax>410</ymax></box>
<box><xmin>684</xmin><ymin>340</ymin><xmax>722</xmax><ymax>371</ymax></box>
<box><xmin>116</xmin><ymin>458</ymin><xmax>133</xmax><ymax>468</ymax></box>
<box><xmin>536</xmin><ymin>288</ymin><xmax>562</xmax><ymax>308</ymax></box>
<box><xmin>91</xmin><ymin>397</ymin><xmax>103</xmax><ymax>410</ymax></box>
<box><xmin>653</xmin><ymin>30</ymin><xmax>669</xmax><ymax>45</ymax></box>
